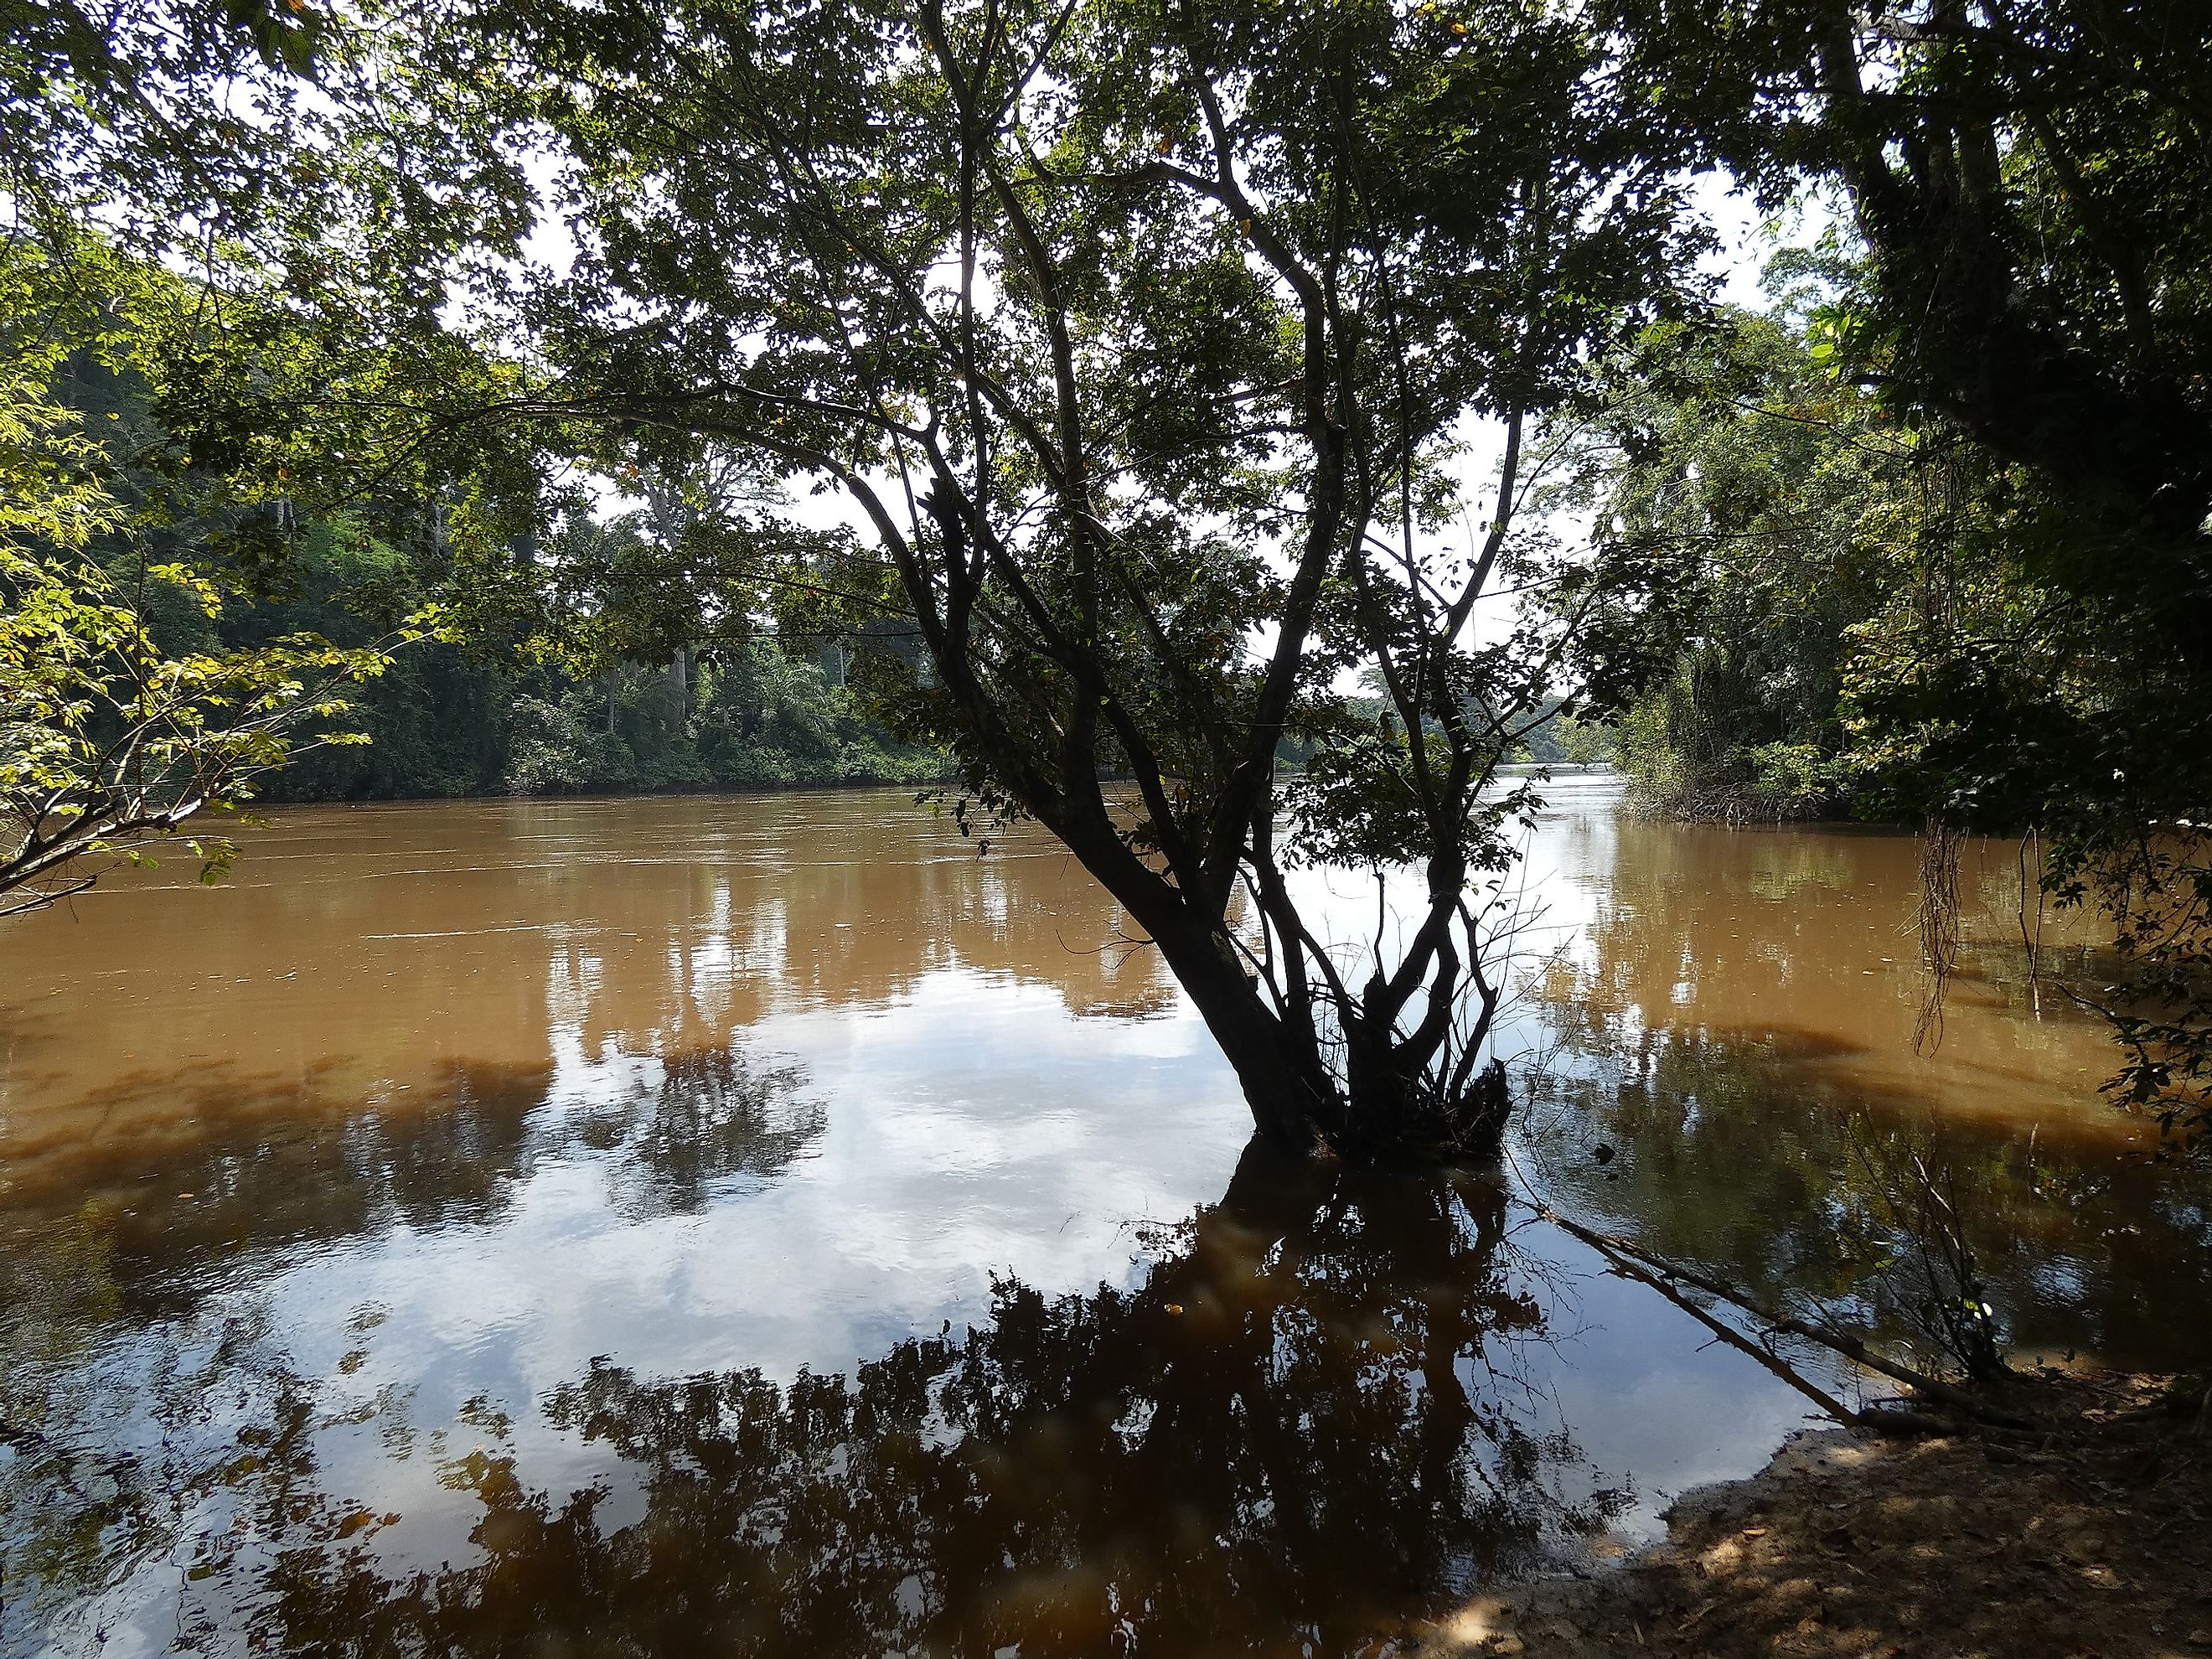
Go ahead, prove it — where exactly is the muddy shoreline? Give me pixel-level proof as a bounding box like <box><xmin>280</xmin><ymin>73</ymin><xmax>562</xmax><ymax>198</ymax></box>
<box><xmin>1408</xmin><ymin>1371</ymin><xmax>2212</xmax><ymax>1658</ymax></box>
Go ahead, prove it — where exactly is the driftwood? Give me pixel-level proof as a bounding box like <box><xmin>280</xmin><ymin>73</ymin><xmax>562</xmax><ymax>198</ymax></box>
<box><xmin>1525</xmin><ymin>1199</ymin><xmax>2036</xmax><ymax>1434</ymax></box>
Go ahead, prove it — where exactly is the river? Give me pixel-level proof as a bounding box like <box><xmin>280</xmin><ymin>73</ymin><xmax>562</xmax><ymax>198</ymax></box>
<box><xmin>3</xmin><ymin>774</ymin><xmax>2205</xmax><ymax>1656</ymax></box>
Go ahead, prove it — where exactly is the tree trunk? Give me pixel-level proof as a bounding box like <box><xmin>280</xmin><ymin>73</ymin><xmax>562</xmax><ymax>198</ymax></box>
<box><xmin>1186</xmin><ymin>964</ymin><xmax>1340</xmax><ymax>1155</ymax></box>
<box><xmin>1140</xmin><ymin>905</ymin><xmax>1508</xmax><ymax>1161</ymax></box>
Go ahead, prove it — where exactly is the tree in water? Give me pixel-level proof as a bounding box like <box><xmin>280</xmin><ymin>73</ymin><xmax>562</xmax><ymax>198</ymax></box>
<box><xmin>223</xmin><ymin>0</ymin><xmax>1713</xmax><ymax>1155</ymax></box>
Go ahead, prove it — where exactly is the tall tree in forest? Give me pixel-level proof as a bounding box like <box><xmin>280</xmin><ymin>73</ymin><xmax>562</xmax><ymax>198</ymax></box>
<box><xmin>1605</xmin><ymin>0</ymin><xmax>2212</xmax><ymax>624</ymax></box>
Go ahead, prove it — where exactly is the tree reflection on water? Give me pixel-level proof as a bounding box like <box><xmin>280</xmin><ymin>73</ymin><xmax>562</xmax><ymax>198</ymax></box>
<box><xmin>26</xmin><ymin>797</ymin><xmax>2212</xmax><ymax>1653</ymax></box>
<box><xmin>20</xmin><ymin>1016</ymin><xmax>2212</xmax><ymax>1655</ymax></box>
<box><xmin>257</xmin><ymin>1148</ymin><xmax>1623</xmax><ymax>1657</ymax></box>
<box><xmin>16</xmin><ymin>1002</ymin><xmax>2212</xmax><ymax>1655</ymax></box>
<box><xmin>573</xmin><ymin>1046</ymin><xmax>827</xmax><ymax>1221</ymax></box>
<box><xmin>3</xmin><ymin>1048</ymin><xmax>1631</xmax><ymax>1658</ymax></box>
<box><xmin>1530</xmin><ymin>1005</ymin><xmax>2212</xmax><ymax>1373</ymax></box>
<box><xmin>0</xmin><ymin>1044</ymin><xmax>830</xmax><ymax>1653</ymax></box>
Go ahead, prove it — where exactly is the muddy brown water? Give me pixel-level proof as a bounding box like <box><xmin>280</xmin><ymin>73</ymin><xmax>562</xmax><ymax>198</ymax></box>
<box><xmin>3</xmin><ymin>774</ymin><xmax>2206</xmax><ymax>1656</ymax></box>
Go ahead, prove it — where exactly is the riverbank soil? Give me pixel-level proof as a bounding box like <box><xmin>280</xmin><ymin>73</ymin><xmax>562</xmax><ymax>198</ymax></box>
<box><xmin>1434</xmin><ymin>1372</ymin><xmax>2212</xmax><ymax>1659</ymax></box>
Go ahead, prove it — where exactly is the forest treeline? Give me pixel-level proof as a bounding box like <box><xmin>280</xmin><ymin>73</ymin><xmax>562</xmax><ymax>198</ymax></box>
<box><xmin>23</xmin><ymin>289</ymin><xmax>2103</xmax><ymax>821</ymax></box>
<box><xmin>211</xmin><ymin>525</ymin><xmax>950</xmax><ymax>803</ymax></box>
<box><xmin>30</xmin><ymin>357</ymin><xmax>948</xmax><ymax>802</ymax></box>
<box><xmin>34</xmin><ymin>349</ymin><xmax>1600</xmax><ymax>805</ymax></box>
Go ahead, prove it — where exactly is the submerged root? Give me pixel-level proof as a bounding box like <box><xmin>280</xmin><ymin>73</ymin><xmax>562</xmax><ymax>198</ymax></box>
<box><xmin>1328</xmin><ymin>1058</ymin><xmax>1515</xmax><ymax>1164</ymax></box>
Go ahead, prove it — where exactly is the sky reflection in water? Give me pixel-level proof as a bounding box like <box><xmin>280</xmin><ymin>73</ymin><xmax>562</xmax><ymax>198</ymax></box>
<box><xmin>2</xmin><ymin>777</ymin><xmax>2206</xmax><ymax>1656</ymax></box>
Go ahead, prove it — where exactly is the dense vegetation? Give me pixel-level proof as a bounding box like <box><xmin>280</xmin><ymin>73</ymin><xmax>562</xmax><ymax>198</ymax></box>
<box><xmin>227</xmin><ymin>525</ymin><xmax>948</xmax><ymax>803</ymax></box>
<box><xmin>11</xmin><ymin>337</ymin><xmax>946</xmax><ymax>807</ymax></box>
<box><xmin>3</xmin><ymin>0</ymin><xmax>2208</xmax><ymax>1149</ymax></box>
<box><xmin>1558</xmin><ymin>261</ymin><xmax>2212</xmax><ymax>1131</ymax></box>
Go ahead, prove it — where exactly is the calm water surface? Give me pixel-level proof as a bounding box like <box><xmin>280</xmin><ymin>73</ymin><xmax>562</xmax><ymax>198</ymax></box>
<box><xmin>3</xmin><ymin>775</ymin><xmax>2207</xmax><ymax>1656</ymax></box>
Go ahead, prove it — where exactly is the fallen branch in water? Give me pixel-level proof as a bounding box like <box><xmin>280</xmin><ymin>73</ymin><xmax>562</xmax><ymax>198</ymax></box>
<box><xmin>1565</xmin><ymin>1223</ymin><xmax>1866</xmax><ymax>1427</ymax></box>
<box><xmin>1523</xmin><ymin>1198</ymin><xmax>2035</xmax><ymax>1433</ymax></box>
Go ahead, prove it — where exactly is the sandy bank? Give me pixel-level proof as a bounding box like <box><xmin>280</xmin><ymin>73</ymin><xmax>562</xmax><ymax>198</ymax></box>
<box><xmin>1414</xmin><ymin>1371</ymin><xmax>2212</xmax><ymax>1659</ymax></box>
